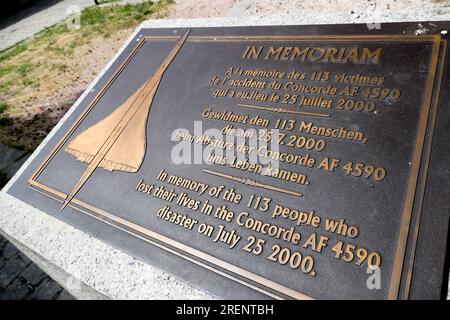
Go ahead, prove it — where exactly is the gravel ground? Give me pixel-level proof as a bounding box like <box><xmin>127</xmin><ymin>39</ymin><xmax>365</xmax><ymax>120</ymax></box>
<box><xmin>238</xmin><ymin>0</ymin><xmax>450</xmax><ymax>16</ymax></box>
<box><xmin>167</xmin><ymin>0</ymin><xmax>240</xmax><ymax>18</ymax></box>
<box><xmin>167</xmin><ymin>0</ymin><xmax>450</xmax><ymax>18</ymax></box>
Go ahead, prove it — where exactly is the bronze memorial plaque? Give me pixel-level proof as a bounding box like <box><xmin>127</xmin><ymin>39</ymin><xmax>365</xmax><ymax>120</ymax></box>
<box><xmin>7</xmin><ymin>22</ymin><xmax>450</xmax><ymax>299</ymax></box>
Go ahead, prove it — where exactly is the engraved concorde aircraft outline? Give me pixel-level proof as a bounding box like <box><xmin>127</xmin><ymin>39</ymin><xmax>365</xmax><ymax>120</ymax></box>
<box><xmin>60</xmin><ymin>30</ymin><xmax>191</xmax><ymax>212</ymax></box>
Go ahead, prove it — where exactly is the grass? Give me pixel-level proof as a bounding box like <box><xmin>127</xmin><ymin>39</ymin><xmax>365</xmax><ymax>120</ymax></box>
<box><xmin>0</xmin><ymin>0</ymin><xmax>173</xmax><ymax>151</ymax></box>
<box><xmin>96</xmin><ymin>0</ymin><xmax>121</xmax><ymax>4</ymax></box>
<box><xmin>0</xmin><ymin>103</ymin><xmax>7</xmax><ymax>113</ymax></box>
<box><xmin>0</xmin><ymin>0</ymin><xmax>173</xmax><ymax>95</ymax></box>
<box><xmin>0</xmin><ymin>44</ymin><xmax>28</xmax><ymax>62</ymax></box>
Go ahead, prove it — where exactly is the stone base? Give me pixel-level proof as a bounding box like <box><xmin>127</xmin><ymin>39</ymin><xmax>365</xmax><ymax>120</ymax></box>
<box><xmin>1</xmin><ymin>14</ymin><xmax>450</xmax><ymax>299</ymax></box>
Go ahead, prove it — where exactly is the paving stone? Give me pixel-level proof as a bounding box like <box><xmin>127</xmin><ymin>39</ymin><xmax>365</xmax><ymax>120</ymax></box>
<box><xmin>19</xmin><ymin>263</ymin><xmax>47</xmax><ymax>286</ymax></box>
<box><xmin>29</xmin><ymin>277</ymin><xmax>63</xmax><ymax>300</ymax></box>
<box><xmin>4</xmin><ymin>154</ymin><xmax>30</xmax><ymax>178</ymax></box>
<box><xmin>0</xmin><ymin>279</ymin><xmax>31</xmax><ymax>300</ymax></box>
<box><xmin>56</xmin><ymin>290</ymin><xmax>76</xmax><ymax>300</ymax></box>
<box><xmin>2</xmin><ymin>242</ymin><xmax>18</xmax><ymax>260</ymax></box>
<box><xmin>0</xmin><ymin>255</ymin><xmax>29</xmax><ymax>288</ymax></box>
<box><xmin>0</xmin><ymin>235</ymin><xmax>68</xmax><ymax>300</ymax></box>
<box><xmin>0</xmin><ymin>236</ymin><xmax>7</xmax><ymax>250</ymax></box>
<box><xmin>16</xmin><ymin>251</ymin><xmax>31</xmax><ymax>265</ymax></box>
<box><xmin>0</xmin><ymin>255</ymin><xmax>6</xmax><ymax>269</ymax></box>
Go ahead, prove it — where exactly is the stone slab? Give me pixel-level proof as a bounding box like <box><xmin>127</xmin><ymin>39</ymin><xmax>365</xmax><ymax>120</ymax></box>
<box><xmin>1</xmin><ymin>14</ymin><xmax>450</xmax><ymax>300</ymax></box>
